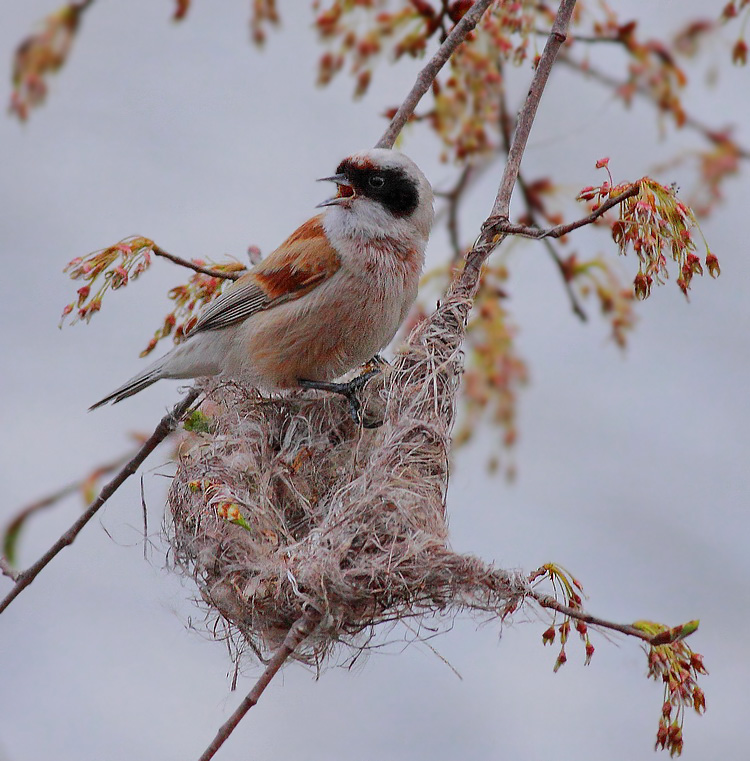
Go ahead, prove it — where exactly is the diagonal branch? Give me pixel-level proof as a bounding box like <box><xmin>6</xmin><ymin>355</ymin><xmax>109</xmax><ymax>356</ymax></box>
<box><xmin>496</xmin><ymin>184</ymin><xmax>640</xmax><ymax>239</ymax></box>
<box><xmin>375</xmin><ymin>0</ymin><xmax>495</xmax><ymax>150</ymax></box>
<box><xmin>435</xmin><ymin>164</ymin><xmax>474</xmax><ymax>261</ymax></box>
<box><xmin>0</xmin><ymin>387</ymin><xmax>202</xmax><ymax>615</ymax></box>
<box><xmin>458</xmin><ymin>0</ymin><xmax>579</xmax><ymax>288</ymax></box>
<box><xmin>152</xmin><ymin>245</ymin><xmax>243</xmax><ymax>281</ymax></box>
<box><xmin>531</xmin><ymin>592</ymin><xmax>653</xmax><ymax>642</ymax></box>
<box><xmin>196</xmin><ymin>610</ymin><xmax>322</xmax><ymax>761</ymax></box>
<box><xmin>490</xmin><ymin>2</ymin><xmax>578</xmax><ymax>222</ymax></box>
<box><xmin>496</xmin><ymin>79</ymin><xmax>587</xmax><ymax>321</ymax></box>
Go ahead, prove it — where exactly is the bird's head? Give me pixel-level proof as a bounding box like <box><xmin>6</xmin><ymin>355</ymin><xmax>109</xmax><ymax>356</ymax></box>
<box><xmin>317</xmin><ymin>148</ymin><xmax>434</xmax><ymax>242</ymax></box>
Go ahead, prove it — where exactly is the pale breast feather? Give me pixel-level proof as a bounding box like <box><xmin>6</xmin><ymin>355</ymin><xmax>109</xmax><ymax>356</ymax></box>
<box><xmin>188</xmin><ymin>215</ymin><xmax>341</xmax><ymax>335</ymax></box>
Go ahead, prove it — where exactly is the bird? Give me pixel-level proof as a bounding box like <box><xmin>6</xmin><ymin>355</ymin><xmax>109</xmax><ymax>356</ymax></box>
<box><xmin>90</xmin><ymin>148</ymin><xmax>434</xmax><ymax>412</ymax></box>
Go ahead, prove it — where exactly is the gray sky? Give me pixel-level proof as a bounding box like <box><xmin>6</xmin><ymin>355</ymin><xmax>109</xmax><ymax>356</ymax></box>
<box><xmin>1</xmin><ymin>2</ymin><xmax>749</xmax><ymax>760</ymax></box>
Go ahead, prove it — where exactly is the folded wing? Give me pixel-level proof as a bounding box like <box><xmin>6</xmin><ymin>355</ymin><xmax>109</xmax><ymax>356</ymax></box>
<box><xmin>189</xmin><ymin>214</ymin><xmax>341</xmax><ymax>335</ymax></box>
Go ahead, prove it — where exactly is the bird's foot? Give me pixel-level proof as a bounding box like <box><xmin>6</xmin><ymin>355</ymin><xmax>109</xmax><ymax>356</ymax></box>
<box><xmin>299</xmin><ymin>365</ymin><xmax>383</xmax><ymax>428</ymax></box>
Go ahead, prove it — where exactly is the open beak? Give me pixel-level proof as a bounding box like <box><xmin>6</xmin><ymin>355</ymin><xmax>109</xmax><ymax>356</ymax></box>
<box><xmin>316</xmin><ymin>173</ymin><xmax>355</xmax><ymax>208</ymax></box>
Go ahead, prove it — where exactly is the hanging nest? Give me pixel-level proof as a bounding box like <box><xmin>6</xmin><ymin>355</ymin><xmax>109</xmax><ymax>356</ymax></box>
<box><xmin>167</xmin><ymin>289</ymin><xmax>529</xmax><ymax>665</ymax></box>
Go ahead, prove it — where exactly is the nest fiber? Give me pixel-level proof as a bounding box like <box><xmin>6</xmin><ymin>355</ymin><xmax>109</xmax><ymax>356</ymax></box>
<box><xmin>168</xmin><ymin>292</ymin><xmax>527</xmax><ymax>664</ymax></box>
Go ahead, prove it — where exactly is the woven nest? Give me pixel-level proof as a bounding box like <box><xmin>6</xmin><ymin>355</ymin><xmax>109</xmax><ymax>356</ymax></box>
<box><xmin>167</xmin><ymin>292</ymin><xmax>528</xmax><ymax>665</ymax></box>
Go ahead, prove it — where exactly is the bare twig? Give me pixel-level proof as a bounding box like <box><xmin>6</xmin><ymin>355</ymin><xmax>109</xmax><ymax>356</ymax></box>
<box><xmin>534</xmin><ymin>28</ymin><xmax>624</xmax><ymax>45</ymax></box>
<box><xmin>437</xmin><ymin>165</ymin><xmax>474</xmax><ymax>261</ymax></box>
<box><xmin>531</xmin><ymin>592</ymin><xmax>654</xmax><ymax>642</ymax></box>
<box><xmin>375</xmin><ymin>0</ymin><xmax>495</xmax><ymax>150</ymax></box>
<box><xmin>152</xmin><ymin>245</ymin><xmax>243</xmax><ymax>281</ymax></box>
<box><xmin>496</xmin><ymin>79</ymin><xmax>587</xmax><ymax>321</ymax></box>
<box><xmin>540</xmin><ymin>236</ymin><xmax>588</xmax><ymax>321</ymax></box>
<box><xmin>0</xmin><ymin>388</ymin><xmax>201</xmax><ymax>615</ymax></box>
<box><xmin>196</xmin><ymin>611</ymin><xmax>322</xmax><ymax>761</ymax></box>
<box><xmin>496</xmin><ymin>184</ymin><xmax>640</xmax><ymax>239</ymax></box>
<box><xmin>490</xmin><ymin>3</ymin><xmax>578</xmax><ymax>222</ymax></box>
<box><xmin>458</xmin><ymin>0</ymin><xmax>579</xmax><ymax>288</ymax></box>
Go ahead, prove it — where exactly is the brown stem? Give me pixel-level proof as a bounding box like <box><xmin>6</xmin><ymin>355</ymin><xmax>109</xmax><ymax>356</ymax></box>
<box><xmin>437</xmin><ymin>165</ymin><xmax>473</xmax><ymax>261</ymax></box>
<box><xmin>458</xmin><ymin>0</ymin><xmax>579</xmax><ymax>290</ymax></box>
<box><xmin>196</xmin><ymin>611</ymin><xmax>322</xmax><ymax>761</ymax></box>
<box><xmin>497</xmin><ymin>79</ymin><xmax>586</xmax><ymax>322</ymax></box>
<box><xmin>375</xmin><ymin>0</ymin><xmax>495</xmax><ymax>150</ymax></box>
<box><xmin>540</xmin><ymin>236</ymin><xmax>588</xmax><ymax>322</ymax></box>
<box><xmin>490</xmin><ymin>1</ymin><xmax>578</xmax><ymax>222</ymax></box>
<box><xmin>0</xmin><ymin>388</ymin><xmax>201</xmax><ymax>615</ymax></box>
<box><xmin>534</xmin><ymin>28</ymin><xmax>624</xmax><ymax>45</ymax></box>
<box><xmin>152</xmin><ymin>245</ymin><xmax>243</xmax><ymax>281</ymax></box>
<box><xmin>495</xmin><ymin>184</ymin><xmax>640</xmax><ymax>239</ymax></box>
<box><xmin>531</xmin><ymin>592</ymin><xmax>654</xmax><ymax>643</ymax></box>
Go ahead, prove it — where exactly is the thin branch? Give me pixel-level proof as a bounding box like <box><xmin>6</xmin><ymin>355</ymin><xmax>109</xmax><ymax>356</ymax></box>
<box><xmin>531</xmin><ymin>592</ymin><xmax>654</xmax><ymax>643</ymax></box>
<box><xmin>515</xmin><ymin>170</ymin><xmax>589</xmax><ymax>322</ymax></box>
<box><xmin>496</xmin><ymin>77</ymin><xmax>587</xmax><ymax>321</ymax></box>
<box><xmin>540</xmin><ymin>236</ymin><xmax>587</xmax><ymax>321</ymax></box>
<box><xmin>490</xmin><ymin>2</ymin><xmax>578</xmax><ymax>222</ymax></box>
<box><xmin>534</xmin><ymin>28</ymin><xmax>623</xmax><ymax>45</ymax></box>
<box><xmin>375</xmin><ymin>0</ymin><xmax>495</xmax><ymax>150</ymax></box>
<box><xmin>496</xmin><ymin>184</ymin><xmax>640</xmax><ymax>239</ymax></box>
<box><xmin>152</xmin><ymin>245</ymin><xmax>243</xmax><ymax>281</ymax></box>
<box><xmin>459</xmin><ymin>0</ymin><xmax>579</xmax><ymax>287</ymax></box>
<box><xmin>196</xmin><ymin>611</ymin><xmax>322</xmax><ymax>761</ymax></box>
<box><xmin>0</xmin><ymin>388</ymin><xmax>202</xmax><ymax>615</ymax></box>
<box><xmin>436</xmin><ymin>165</ymin><xmax>474</xmax><ymax>261</ymax></box>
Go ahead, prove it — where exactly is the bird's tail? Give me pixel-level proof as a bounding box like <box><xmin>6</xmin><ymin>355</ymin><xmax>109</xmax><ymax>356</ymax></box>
<box><xmin>89</xmin><ymin>359</ymin><xmax>167</xmax><ymax>410</ymax></box>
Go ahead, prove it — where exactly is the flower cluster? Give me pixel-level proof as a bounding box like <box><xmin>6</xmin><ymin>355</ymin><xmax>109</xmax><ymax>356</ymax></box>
<box><xmin>9</xmin><ymin>2</ymin><xmax>91</xmax><ymax>121</ymax></box>
<box><xmin>61</xmin><ymin>236</ymin><xmax>247</xmax><ymax>356</ymax></box>
<box><xmin>634</xmin><ymin>620</ymin><xmax>707</xmax><ymax>757</ymax></box>
<box><xmin>140</xmin><ymin>259</ymin><xmax>245</xmax><ymax>357</ymax></box>
<box><xmin>530</xmin><ymin>563</ymin><xmax>595</xmax><ymax>671</ymax></box>
<box><xmin>432</xmin><ymin>2</ymin><xmax>543</xmax><ymax>160</ymax></box>
<box><xmin>578</xmin><ymin>164</ymin><xmax>719</xmax><ymax>300</ymax></box>
<box><xmin>61</xmin><ymin>237</ymin><xmax>156</xmax><ymax>325</ymax></box>
<box><xmin>313</xmin><ymin>0</ymin><xmax>436</xmax><ymax>98</ymax></box>
<box><xmin>312</xmin><ymin>1</ymin><xmax>544</xmax><ymax>158</ymax></box>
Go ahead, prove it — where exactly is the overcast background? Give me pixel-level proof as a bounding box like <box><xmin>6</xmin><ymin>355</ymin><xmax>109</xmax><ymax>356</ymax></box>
<box><xmin>1</xmin><ymin>2</ymin><xmax>749</xmax><ymax>760</ymax></box>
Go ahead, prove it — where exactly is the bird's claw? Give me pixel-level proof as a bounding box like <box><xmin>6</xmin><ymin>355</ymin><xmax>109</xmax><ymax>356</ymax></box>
<box><xmin>299</xmin><ymin>366</ymin><xmax>383</xmax><ymax>428</ymax></box>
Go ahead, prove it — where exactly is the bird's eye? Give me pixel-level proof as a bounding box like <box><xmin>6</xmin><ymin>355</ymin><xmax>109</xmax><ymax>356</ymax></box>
<box><xmin>368</xmin><ymin>175</ymin><xmax>385</xmax><ymax>188</ymax></box>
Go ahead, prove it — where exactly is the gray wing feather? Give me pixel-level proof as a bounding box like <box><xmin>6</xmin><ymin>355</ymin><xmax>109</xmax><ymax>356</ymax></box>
<box><xmin>189</xmin><ymin>280</ymin><xmax>270</xmax><ymax>334</ymax></box>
